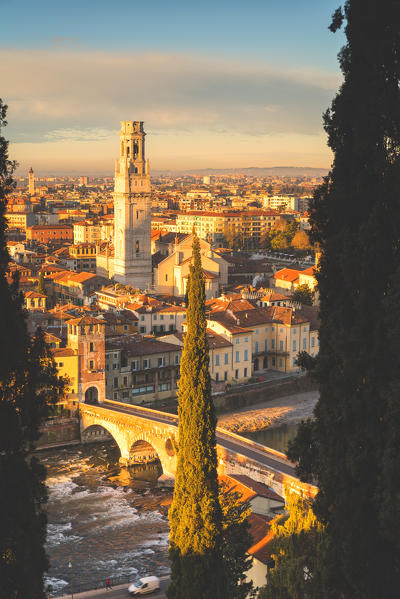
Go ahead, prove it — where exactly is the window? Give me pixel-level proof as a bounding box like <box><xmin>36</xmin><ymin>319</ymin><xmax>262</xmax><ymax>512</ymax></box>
<box><xmin>255</xmin><ymin>329</ymin><xmax>259</xmax><ymax>334</ymax></box>
<box><xmin>235</xmin><ymin>351</ymin><xmax>240</xmax><ymax>363</ymax></box>
<box><xmin>271</xmin><ymin>339</ymin><xmax>275</xmax><ymax>349</ymax></box>
<box><xmin>304</xmin><ymin>327</ymin><xmax>307</xmax><ymax>332</ymax></box>
<box><xmin>170</xmin><ymin>314</ymin><xmax>174</xmax><ymax>320</ymax></box>
<box><xmin>143</xmin><ymin>359</ymin><xmax>151</xmax><ymax>369</ymax></box>
<box><xmin>280</xmin><ymin>340</ymin><xmax>283</xmax><ymax>351</ymax></box>
<box><xmin>136</xmin><ymin>240</ymin><xmax>140</xmax><ymax>253</ymax></box>
<box><xmin>224</xmin><ymin>371</ymin><xmax>228</xmax><ymax>381</ymax></box>
<box><xmin>160</xmin><ymin>314</ymin><xmax>164</xmax><ymax>321</ymax></box>
<box><xmin>113</xmin><ymin>363</ymin><xmax>118</xmax><ymax>370</ymax></box>
<box><xmin>280</xmin><ymin>328</ymin><xmax>283</xmax><ymax>333</ymax></box>
<box><xmin>124</xmin><ymin>325</ymin><xmax>128</xmax><ymax>331</ymax></box>
<box><xmin>293</xmin><ymin>358</ymin><xmax>296</xmax><ymax>367</ymax></box>
<box><xmin>245</xmin><ymin>337</ymin><xmax>248</xmax><ymax>343</ymax></box>
<box><xmin>255</xmin><ymin>342</ymin><xmax>259</xmax><ymax>354</ymax></box>
<box><xmin>175</xmin><ymin>355</ymin><xmax>180</xmax><ymax>365</ymax></box>
<box><xmin>215</xmin><ymin>354</ymin><xmax>220</xmax><ymax>366</ymax></box>
<box><xmin>293</xmin><ymin>340</ymin><xmax>296</xmax><ymax>351</ymax></box>
<box><xmin>89</xmin><ymin>342</ymin><xmax>94</xmax><ymax>352</ymax></box>
<box><xmin>140</xmin><ymin>315</ymin><xmax>145</xmax><ymax>321</ymax></box>
<box><xmin>113</xmin><ymin>393</ymin><xmax>118</xmax><ymax>400</ymax></box>
<box><xmin>279</xmin><ymin>359</ymin><xmax>283</xmax><ymax>367</ymax></box>
<box><xmin>235</xmin><ymin>369</ymin><xmax>239</xmax><ymax>378</ymax></box>
<box><xmin>122</xmin><ymin>390</ymin><xmax>129</xmax><ymax>398</ymax></box>
<box><xmin>311</xmin><ymin>337</ymin><xmax>315</xmax><ymax>347</ymax></box>
<box><xmin>140</xmin><ymin>327</ymin><xmax>146</xmax><ymax>333</ymax></box>
<box><xmin>293</xmin><ymin>328</ymin><xmax>297</xmax><ymax>334</ymax></box>
<box><xmin>165</xmin><ymin>274</ymin><xmax>168</xmax><ymax>281</ymax></box>
<box><xmin>113</xmin><ymin>377</ymin><xmax>118</xmax><ymax>388</ymax></box>
<box><xmin>158</xmin><ymin>382</ymin><xmax>171</xmax><ymax>392</ymax></box>
<box><xmin>244</xmin><ymin>350</ymin><xmax>248</xmax><ymax>361</ymax></box>
<box><xmin>123</xmin><ymin>376</ymin><xmax>127</xmax><ymax>386</ymax></box>
<box><xmin>264</xmin><ymin>340</ymin><xmax>268</xmax><ymax>351</ymax></box>
<box><xmin>235</xmin><ymin>338</ymin><xmax>239</xmax><ymax>344</ymax></box>
<box><xmin>131</xmin><ymin>360</ymin><xmax>138</xmax><ymax>371</ymax></box>
<box><xmin>244</xmin><ymin>367</ymin><xmax>247</xmax><ymax>377</ymax></box>
<box><xmin>216</xmin><ymin>373</ymin><xmax>219</xmax><ymax>382</ymax></box>
<box><xmin>224</xmin><ymin>353</ymin><xmax>229</xmax><ymax>365</ymax></box>
<box><xmin>272</xmin><ymin>326</ymin><xmax>275</xmax><ymax>332</ymax></box>
<box><xmin>303</xmin><ymin>338</ymin><xmax>307</xmax><ymax>349</ymax></box>
<box><xmin>89</xmin><ymin>360</ymin><xmax>94</xmax><ymax>370</ymax></box>
<box><xmin>58</xmin><ymin>362</ymin><xmax>64</xmax><ymax>368</ymax></box>
<box><xmin>271</xmin><ymin>358</ymin><xmax>276</xmax><ymax>366</ymax></box>
<box><xmin>158</xmin><ymin>357</ymin><xmax>165</xmax><ymax>367</ymax></box>
<box><xmin>265</xmin><ymin>327</ymin><xmax>268</xmax><ymax>332</ymax></box>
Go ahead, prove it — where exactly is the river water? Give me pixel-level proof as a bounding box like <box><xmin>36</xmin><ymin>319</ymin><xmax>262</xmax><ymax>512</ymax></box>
<box><xmin>42</xmin><ymin>442</ymin><xmax>171</xmax><ymax>596</ymax></box>
<box><xmin>241</xmin><ymin>422</ymin><xmax>299</xmax><ymax>454</ymax></box>
<box><xmin>43</xmin><ymin>424</ymin><xmax>297</xmax><ymax>596</ymax></box>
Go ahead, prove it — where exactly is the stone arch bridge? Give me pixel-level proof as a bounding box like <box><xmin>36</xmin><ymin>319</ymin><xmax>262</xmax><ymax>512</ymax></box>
<box><xmin>79</xmin><ymin>400</ymin><xmax>317</xmax><ymax>498</ymax></box>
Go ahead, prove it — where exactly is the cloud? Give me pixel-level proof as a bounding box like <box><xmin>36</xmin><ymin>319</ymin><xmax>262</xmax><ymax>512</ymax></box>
<box><xmin>1</xmin><ymin>48</ymin><xmax>340</xmax><ymax>143</ymax></box>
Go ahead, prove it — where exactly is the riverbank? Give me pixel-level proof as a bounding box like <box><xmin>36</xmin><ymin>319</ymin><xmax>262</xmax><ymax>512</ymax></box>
<box><xmin>217</xmin><ymin>390</ymin><xmax>318</xmax><ymax>434</ymax></box>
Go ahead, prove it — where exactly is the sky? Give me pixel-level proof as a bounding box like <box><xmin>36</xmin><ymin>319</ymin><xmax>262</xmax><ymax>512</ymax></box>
<box><xmin>1</xmin><ymin>0</ymin><xmax>345</xmax><ymax>175</ymax></box>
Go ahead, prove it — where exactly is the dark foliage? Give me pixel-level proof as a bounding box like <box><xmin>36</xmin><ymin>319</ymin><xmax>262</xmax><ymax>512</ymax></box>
<box><xmin>168</xmin><ymin>234</ymin><xmax>227</xmax><ymax>598</ymax></box>
<box><xmin>287</xmin><ymin>2</ymin><xmax>400</xmax><ymax>596</ymax></box>
<box><xmin>0</xmin><ymin>100</ymin><xmax>66</xmax><ymax>598</ymax></box>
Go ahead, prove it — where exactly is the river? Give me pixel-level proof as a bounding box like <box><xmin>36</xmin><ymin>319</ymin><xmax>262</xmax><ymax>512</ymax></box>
<box><xmin>241</xmin><ymin>421</ymin><xmax>299</xmax><ymax>454</ymax></box>
<box><xmin>42</xmin><ymin>442</ymin><xmax>171</xmax><ymax>596</ymax></box>
<box><xmin>43</xmin><ymin>416</ymin><xmax>300</xmax><ymax>596</ymax></box>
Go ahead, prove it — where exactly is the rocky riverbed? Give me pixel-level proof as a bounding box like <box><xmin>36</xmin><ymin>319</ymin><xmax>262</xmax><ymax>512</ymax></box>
<box><xmin>217</xmin><ymin>391</ymin><xmax>318</xmax><ymax>434</ymax></box>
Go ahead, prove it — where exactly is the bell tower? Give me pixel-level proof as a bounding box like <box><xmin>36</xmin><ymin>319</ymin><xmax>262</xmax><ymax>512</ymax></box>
<box><xmin>113</xmin><ymin>121</ymin><xmax>152</xmax><ymax>289</ymax></box>
<box><xmin>28</xmin><ymin>167</ymin><xmax>35</xmax><ymax>195</ymax></box>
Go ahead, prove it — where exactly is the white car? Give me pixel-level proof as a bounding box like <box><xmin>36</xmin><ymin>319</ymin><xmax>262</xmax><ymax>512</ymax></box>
<box><xmin>128</xmin><ymin>576</ymin><xmax>160</xmax><ymax>595</ymax></box>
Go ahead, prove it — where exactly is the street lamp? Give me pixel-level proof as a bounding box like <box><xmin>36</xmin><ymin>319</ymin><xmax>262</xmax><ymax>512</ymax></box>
<box><xmin>68</xmin><ymin>560</ymin><xmax>74</xmax><ymax>599</ymax></box>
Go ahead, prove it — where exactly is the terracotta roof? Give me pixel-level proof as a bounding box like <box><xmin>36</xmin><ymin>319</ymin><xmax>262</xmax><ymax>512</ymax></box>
<box><xmin>248</xmin><ymin>529</ymin><xmax>275</xmax><ymax>564</ymax></box>
<box><xmin>68</xmin><ymin>315</ymin><xmax>105</xmax><ymax>326</ymax></box>
<box><xmin>52</xmin><ymin>347</ymin><xmax>76</xmax><ymax>357</ymax></box>
<box><xmin>273</xmin><ymin>268</ymin><xmax>300</xmax><ymax>283</ymax></box>
<box><xmin>25</xmin><ymin>291</ymin><xmax>46</xmax><ymax>299</ymax></box>
<box><xmin>228</xmin><ymin>475</ymin><xmax>284</xmax><ymax>503</ymax></box>
<box><xmin>300</xmin><ymin>266</ymin><xmax>316</xmax><ymax>277</ymax></box>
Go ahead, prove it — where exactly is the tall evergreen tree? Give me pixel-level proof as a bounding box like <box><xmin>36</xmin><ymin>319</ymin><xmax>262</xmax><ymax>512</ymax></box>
<box><xmin>37</xmin><ymin>271</ymin><xmax>46</xmax><ymax>296</ymax></box>
<box><xmin>287</xmin><ymin>2</ymin><xmax>400</xmax><ymax>596</ymax></box>
<box><xmin>0</xmin><ymin>100</ymin><xmax>66</xmax><ymax>598</ymax></box>
<box><xmin>168</xmin><ymin>234</ymin><xmax>227</xmax><ymax>599</ymax></box>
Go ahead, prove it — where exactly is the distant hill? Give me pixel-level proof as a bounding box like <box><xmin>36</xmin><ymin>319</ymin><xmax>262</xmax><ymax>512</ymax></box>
<box><xmin>153</xmin><ymin>166</ymin><xmax>329</xmax><ymax>177</ymax></box>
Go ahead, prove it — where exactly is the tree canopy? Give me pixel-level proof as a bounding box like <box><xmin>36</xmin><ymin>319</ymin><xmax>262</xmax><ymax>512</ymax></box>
<box><xmin>168</xmin><ymin>234</ymin><xmax>227</xmax><ymax>599</ymax></box>
<box><xmin>287</xmin><ymin>2</ymin><xmax>400</xmax><ymax>596</ymax></box>
<box><xmin>0</xmin><ymin>100</ymin><xmax>66</xmax><ymax>598</ymax></box>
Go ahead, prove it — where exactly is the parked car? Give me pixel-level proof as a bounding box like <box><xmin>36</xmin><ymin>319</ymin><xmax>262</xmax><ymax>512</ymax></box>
<box><xmin>128</xmin><ymin>576</ymin><xmax>160</xmax><ymax>595</ymax></box>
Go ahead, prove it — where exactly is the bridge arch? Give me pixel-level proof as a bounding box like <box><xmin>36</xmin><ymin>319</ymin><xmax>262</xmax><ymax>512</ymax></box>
<box><xmin>79</xmin><ymin>404</ymin><xmax>178</xmax><ymax>478</ymax></box>
<box><xmin>129</xmin><ymin>439</ymin><xmax>161</xmax><ymax>466</ymax></box>
<box><xmin>81</xmin><ymin>423</ymin><xmax>119</xmax><ymax>449</ymax></box>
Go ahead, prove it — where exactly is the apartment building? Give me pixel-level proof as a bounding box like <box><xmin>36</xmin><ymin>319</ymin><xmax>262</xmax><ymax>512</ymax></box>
<box><xmin>105</xmin><ymin>336</ymin><xmax>181</xmax><ymax>404</ymax></box>
<box><xmin>73</xmin><ymin>216</ymin><xmax>114</xmax><ymax>244</ymax></box>
<box><xmin>175</xmin><ymin>210</ymin><xmax>279</xmax><ymax>245</ymax></box>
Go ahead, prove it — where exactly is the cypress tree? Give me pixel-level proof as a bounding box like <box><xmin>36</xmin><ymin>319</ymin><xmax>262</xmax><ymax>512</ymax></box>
<box><xmin>168</xmin><ymin>233</ymin><xmax>227</xmax><ymax>599</ymax></box>
<box><xmin>37</xmin><ymin>271</ymin><xmax>46</xmax><ymax>296</ymax></box>
<box><xmin>287</xmin><ymin>2</ymin><xmax>400</xmax><ymax>596</ymax></box>
<box><xmin>0</xmin><ymin>100</ymin><xmax>66</xmax><ymax>598</ymax></box>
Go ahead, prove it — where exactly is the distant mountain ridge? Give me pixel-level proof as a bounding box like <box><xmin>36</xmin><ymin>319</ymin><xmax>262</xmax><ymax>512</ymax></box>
<box><xmin>153</xmin><ymin>166</ymin><xmax>328</xmax><ymax>177</ymax></box>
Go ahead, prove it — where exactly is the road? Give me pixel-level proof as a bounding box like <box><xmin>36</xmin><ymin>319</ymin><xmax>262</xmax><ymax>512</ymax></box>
<box><xmin>59</xmin><ymin>578</ymin><xmax>168</xmax><ymax>599</ymax></box>
<box><xmin>99</xmin><ymin>401</ymin><xmax>296</xmax><ymax>478</ymax></box>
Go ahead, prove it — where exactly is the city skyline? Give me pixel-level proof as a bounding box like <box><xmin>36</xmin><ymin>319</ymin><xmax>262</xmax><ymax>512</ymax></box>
<box><xmin>2</xmin><ymin>0</ymin><xmax>344</xmax><ymax>174</ymax></box>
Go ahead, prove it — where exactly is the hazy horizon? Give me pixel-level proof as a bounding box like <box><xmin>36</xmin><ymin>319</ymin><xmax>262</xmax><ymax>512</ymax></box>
<box><xmin>3</xmin><ymin>0</ymin><xmax>343</xmax><ymax>174</ymax></box>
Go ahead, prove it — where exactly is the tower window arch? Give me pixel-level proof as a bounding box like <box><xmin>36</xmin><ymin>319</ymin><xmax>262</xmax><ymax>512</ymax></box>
<box><xmin>136</xmin><ymin>240</ymin><xmax>140</xmax><ymax>254</ymax></box>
